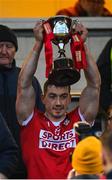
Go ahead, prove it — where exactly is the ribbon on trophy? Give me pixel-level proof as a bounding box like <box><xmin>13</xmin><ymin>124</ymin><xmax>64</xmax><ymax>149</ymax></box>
<box><xmin>70</xmin><ymin>33</ymin><xmax>87</xmax><ymax>70</ymax></box>
<box><xmin>43</xmin><ymin>16</ymin><xmax>88</xmax><ymax>80</ymax></box>
<box><xmin>43</xmin><ymin>22</ymin><xmax>54</xmax><ymax>78</ymax></box>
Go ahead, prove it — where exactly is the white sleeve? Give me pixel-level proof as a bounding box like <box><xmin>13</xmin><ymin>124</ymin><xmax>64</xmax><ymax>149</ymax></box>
<box><xmin>78</xmin><ymin>108</ymin><xmax>86</xmax><ymax>122</ymax></box>
<box><xmin>21</xmin><ymin>111</ymin><xmax>34</xmax><ymax>126</ymax></box>
<box><xmin>78</xmin><ymin>108</ymin><xmax>95</xmax><ymax>127</ymax></box>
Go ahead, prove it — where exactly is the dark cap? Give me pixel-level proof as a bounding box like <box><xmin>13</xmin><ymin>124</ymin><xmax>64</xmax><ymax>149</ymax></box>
<box><xmin>0</xmin><ymin>24</ymin><xmax>18</xmax><ymax>51</ymax></box>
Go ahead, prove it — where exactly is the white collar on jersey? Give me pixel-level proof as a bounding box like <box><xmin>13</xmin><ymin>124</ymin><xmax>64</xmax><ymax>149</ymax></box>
<box><xmin>44</xmin><ymin>112</ymin><xmax>66</xmax><ymax>127</ymax></box>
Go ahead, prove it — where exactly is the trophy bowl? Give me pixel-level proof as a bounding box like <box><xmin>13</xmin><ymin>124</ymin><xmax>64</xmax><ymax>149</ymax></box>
<box><xmin>47</xmin><ymin>15</ymin><xmax>72</xmax><ymax>45</ymax></box>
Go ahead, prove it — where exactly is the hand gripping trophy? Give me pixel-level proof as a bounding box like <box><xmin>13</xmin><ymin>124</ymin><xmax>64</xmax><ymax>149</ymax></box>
<box><xmin>43</xmin><ymin>15</ymin><xmax>87</xmax><ymax>86</ymax></box>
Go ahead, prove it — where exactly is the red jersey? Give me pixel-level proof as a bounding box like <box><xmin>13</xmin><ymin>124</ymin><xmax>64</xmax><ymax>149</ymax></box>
<box><xmin>20</xmin><ymin>108</ymin><xmax>80</xmax><ymax>179</ymax></box>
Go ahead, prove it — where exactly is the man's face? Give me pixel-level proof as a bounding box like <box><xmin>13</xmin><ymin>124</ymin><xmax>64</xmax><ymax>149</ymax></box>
<box><xmin>80</xmin><ymin>0</ymin><xmax>104</xmax><ymax>16</ymax></box>
<box><xmin>42</xmin><ymin>85</ymin><xmax>71</xmax><ymax>121</ymax></box>
<box><xmin>0</xmin><ymin>41</ymin><xmax>16</xmax><ymax>68</ymax></box>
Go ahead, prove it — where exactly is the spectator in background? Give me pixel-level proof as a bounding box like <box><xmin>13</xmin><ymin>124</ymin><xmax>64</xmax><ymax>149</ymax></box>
<box><xmin>101</xmin><ymin>131</ymin><xmax>112</xmax><ymax>179</ymax></box>
<box><xmin>100</xmin><ymin>105</ymin><xmax>112</xmax><ymax>135</ymax></box>
<box><xmin>56</xmin><ymin>0</ymin><xmax>112</xmax><ymax>17</ymax></box>
<box><xmin>106</xmin><ymin>105</ymin><xmax>112</xmax><ymax>130</ymax></box>
<box><xmin>97</xmin><ymin>39</ymin><xmax>112</xmax><ymax>112</ymax></box>
<box><xmin>68</xmin><ymin>136</ymin><xmax>104</xmax><ymax>179</ymax></box>
<box><xmin>0</xmin><ymin>112</ymin><xmax>18</xmax><ymax>179</ymax></box>
<box><xmin>0</xmin><ymin>24</ymin><xmax>44</xmax><ymax>178</ymax></box>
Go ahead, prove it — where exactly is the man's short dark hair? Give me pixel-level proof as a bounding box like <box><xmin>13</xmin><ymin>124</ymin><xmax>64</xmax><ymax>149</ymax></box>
<box><xmin>43</xmin><ymin>80</ymin><xmax>71</xmax><ymax>95</ymax></box>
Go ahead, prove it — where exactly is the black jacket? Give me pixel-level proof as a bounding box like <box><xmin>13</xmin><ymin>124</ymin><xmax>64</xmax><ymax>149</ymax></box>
<box><xmin>97</xmin><ymin>39</ymin><xmax>112</xmax><ymax>111</ymax></box>
<box><xmin>106</xmin><ymin>170</ymin><xmax>112</xmax><ymax>179</ymax></box>
<box><xmin>0</xmin><ymin>60</ymin><xmax>44</xmax><ymax>178</ymax></box>
<box><xmin>0</xmin><ymin>112</ymin><xmax>18</xmax><ymax>178</ymax></box>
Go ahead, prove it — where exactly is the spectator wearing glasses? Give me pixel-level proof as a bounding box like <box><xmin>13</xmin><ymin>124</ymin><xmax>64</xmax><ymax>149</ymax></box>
<box><xmin>56</xmin><ymin>0</ymin><xmax>112</xmax><ymax>17</ymax></box>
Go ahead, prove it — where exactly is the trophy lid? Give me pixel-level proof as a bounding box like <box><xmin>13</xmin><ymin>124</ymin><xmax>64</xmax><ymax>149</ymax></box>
<box><xmin>48</xmin><ymin>58</ymin><xmax>80</xmax><ymax>86</ymax></box>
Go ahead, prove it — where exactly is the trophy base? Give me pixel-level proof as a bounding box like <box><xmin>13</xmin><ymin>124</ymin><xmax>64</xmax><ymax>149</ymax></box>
<box><xmin>48</xmin><ymin>69</ymin><xmax>80</xmax><ymax>86</ymax></box>
<box><xmin>48</xmin><ymin>58</ymin><xmax>80</xmax><ymax>86</ymax></box>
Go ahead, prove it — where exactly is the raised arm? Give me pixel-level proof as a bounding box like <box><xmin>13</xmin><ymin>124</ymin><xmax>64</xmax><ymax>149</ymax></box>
<box><xmin>79</xmin><ymin>43</ymin><xmax>101</xmax><ymax>124</ymax></box>
<box><xmin>74</xmin><ymin>22</ymin><xmax>101</xmax><ymax>124</ymax></box>
<box><xmin>73</xmin><ymin>23</ymin><xmax>101</xmax><ymax>124</ymax></box>
<box><xmin>16</xmin><ymin>21</ymin><xmax>44</xmax><ymax>124</ymax></box>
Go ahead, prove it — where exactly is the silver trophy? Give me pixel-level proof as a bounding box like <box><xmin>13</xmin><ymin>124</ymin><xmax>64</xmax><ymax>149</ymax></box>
<box><xmin>44</xmin><ymin>16</ymin><xmax>80</xmax><ymax>86</ymax></box>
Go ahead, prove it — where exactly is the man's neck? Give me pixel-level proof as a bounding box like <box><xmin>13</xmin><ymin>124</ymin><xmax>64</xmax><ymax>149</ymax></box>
<box><xmin>45</xmin><ymin>112</ymin><xmax>66</xmax><ymax>123</ymax></box>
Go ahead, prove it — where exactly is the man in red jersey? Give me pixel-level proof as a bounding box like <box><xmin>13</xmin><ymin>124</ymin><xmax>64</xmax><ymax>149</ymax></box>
<box><xmin>16</xmin><ymin>20</ymin><xmax>101</xmax><ymax>179</ymax></box>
